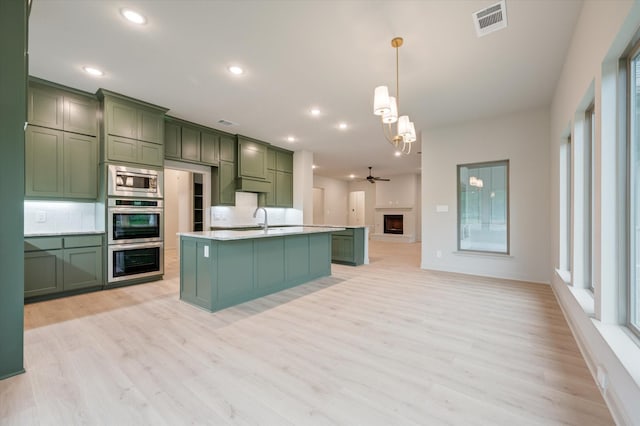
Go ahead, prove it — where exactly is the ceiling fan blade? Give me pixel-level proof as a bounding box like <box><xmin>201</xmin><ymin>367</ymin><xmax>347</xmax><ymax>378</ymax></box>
<box><xmin>375</xmin><ymin>178</ymin><xmax>391</xmax><ymax>181</ymax></box>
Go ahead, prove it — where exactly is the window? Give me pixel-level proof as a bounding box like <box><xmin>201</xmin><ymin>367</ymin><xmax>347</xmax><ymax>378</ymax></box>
<box><xmin>457</xmin><ymin>160</ymin><xmax>509</xmax><ymax>254</ymax></box>
<box><xmin>628</xmin><ymin>47</ymin><xmax>640</xmax><ymax>336</ymax></box>
<box><xmin>585</xmin><ymin>103</ymin><xmax>595</xmax><ymax>292</ymax></box>
<box><xmin>561</xmin><ymin>135</ymin><xmax>572</xmax><ymax>273</ymax></box>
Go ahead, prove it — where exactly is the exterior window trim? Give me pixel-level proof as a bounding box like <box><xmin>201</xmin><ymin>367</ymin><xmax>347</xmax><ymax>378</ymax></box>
<box><xmin>456</xmin><ymin>159</ymin><xmax>510</xmax><ymax>255</ymax></box>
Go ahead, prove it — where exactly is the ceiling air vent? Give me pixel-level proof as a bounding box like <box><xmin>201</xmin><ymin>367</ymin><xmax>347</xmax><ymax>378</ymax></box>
<box><xmin>217</xmin><ymin>119</ymin><xmax>237</xmax><ymax>127</ymax></box>
<box><xmin>473</xmin><ymin>0</ymin><xmax>507</xmax><ymax>37</ymax></box>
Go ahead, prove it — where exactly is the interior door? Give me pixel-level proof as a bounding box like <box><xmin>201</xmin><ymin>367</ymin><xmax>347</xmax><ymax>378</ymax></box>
<box><xmin>348</xmin><ymin>191</ymin><xmax>365</xmax><ymax>226</ymax></box>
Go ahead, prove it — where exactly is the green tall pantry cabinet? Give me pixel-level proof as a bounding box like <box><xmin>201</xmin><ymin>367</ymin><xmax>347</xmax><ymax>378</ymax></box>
<box><xmin>0</xmin><ymin>0</ymin><xmax>27</xmax><ymax>380</ymax></box>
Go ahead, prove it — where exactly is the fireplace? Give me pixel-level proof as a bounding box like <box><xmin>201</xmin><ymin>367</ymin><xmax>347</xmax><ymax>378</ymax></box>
<box><xmin>384</xmin><ymin>214</ymin><xmax>403</xmax><ymax>234</ymax></box>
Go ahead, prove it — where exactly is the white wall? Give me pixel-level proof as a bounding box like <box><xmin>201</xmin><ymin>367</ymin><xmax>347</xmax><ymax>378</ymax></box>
<box><xmin>164</xmin><ymin>168</ymin><xmax>192</xmax><ymax>250</ymax></box>
<box><xmin>313</xmin><ymin>175</ymin><xmax>349</xmax><ymax>225</ymax></box>
<box><xmin>421</xmin><ymin>107</ymin><xmax>550</xmax><ymax>284</ymax></box>
<box><xmin>548</xmin><ymin>1</ymin><xmax>640</xmax><ymax>424</ymax></box>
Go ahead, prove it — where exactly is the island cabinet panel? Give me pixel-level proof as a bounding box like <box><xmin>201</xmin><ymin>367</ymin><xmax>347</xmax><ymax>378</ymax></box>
<box><xmin>285</xmin><ymin>235</ymin><xmax>310</xmax><ymax>281</ymax></box>
<box><xmin>180</xmin><ymin>238</ymin><xmax>216</xmax><ymax>310</ymax></box>
<box><xmin>179</xmin><ymin>230</ymin><xmax>334</xmax><ymax>313</ymax></box>
<box><xmin>255</xmin><ymin>238</ymin><xmax>285</xmax><ymax>290</ymax></box>
<box><xmin>218</xmin><ymin>240</ymin><xmax>254</xmax><ymax>304</ymax></box>
<box><xmin>309</xmin><ymin>234</ymin><xmax>331</xmax><ymax>277</ymax></box>
<box><xmin>331</xmin><ymin>228</ymin><xmax>365</xmax><ymax>266</ymax></box>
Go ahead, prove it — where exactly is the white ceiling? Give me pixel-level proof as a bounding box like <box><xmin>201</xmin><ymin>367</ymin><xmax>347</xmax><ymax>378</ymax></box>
<box><xmin>28</xmin><ymin>0</ymin><xmax>583</xmax><ymax>180</ymax></box>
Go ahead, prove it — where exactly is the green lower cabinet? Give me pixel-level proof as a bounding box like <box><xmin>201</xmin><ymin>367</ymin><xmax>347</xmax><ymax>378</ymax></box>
<box><xmin>24</xmin><ymin>250</ymin><xmax>63</xmax><ymax>298</ymax></box>
<box><xmin>24</xmin><ymin>235</ymin><xmax>104</xmax><ymax>299</ymax></box>
<box><xmin>331</xmin><ymin>228</ymin><xmax>365</xmax><ymax>266</ymax></box>
<box><xmin>62</xmin><ymin>246</ymin><xmax>102</xmax><ymax>291</ymax></box>
<box><xmin>179</xmin><ymin>232</ymin><xmax>333</xmax><ymax>312</ymax></box>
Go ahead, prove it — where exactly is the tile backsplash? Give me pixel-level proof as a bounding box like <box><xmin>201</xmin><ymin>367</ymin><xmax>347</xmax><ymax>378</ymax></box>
<box><xmin>210</xmin><ymin>192</ymin><xmax>302</xmax><ymax>227</ymax></box>
<box><xmin>24</xmin><ymin>200</ymin><xmax>104</xmax><ymax>235</ymax></box>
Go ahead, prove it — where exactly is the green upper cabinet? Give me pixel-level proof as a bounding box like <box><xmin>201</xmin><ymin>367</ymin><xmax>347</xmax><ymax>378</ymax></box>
<box><xmin>212</xmin><ymin>160</ymin><xmax>236</xmax><ymax>206</ymax></box>
<box><xmin>219</xmin><ymin>135</ymin><xmax>236</xmax><ymax>163</ymax></box>
<box><xmin>200</xmin><ymin>131</ymin><xmax>219</xmax><ymax>165</ymax></box>
<box><xmin>63</xmin><ymin>94</ymin><xmax>99</xmax><ymax>136</ymax></box>
<box><xmin>25</xmin><ymin>126</ymin><xmax>98</xmax><ymax>200</ymax></box>
<box><xmin>275</xmin><ymin>170</ymin><xmax>293</xmax><ymax>207</ymax></box>
<box><xmin>28</xmin><ymin>84</ymin><xmax>63</xmax><ymax>130</ymax></box>
<box><xmin>28</xmin><ymin>80</ymin><xmax>98</xmax><ymax>136</ymax></box>
<box><xmin>163</xmin><ymin>117</ymin><xmax>226</xmax><ymax>167</ymax></box>
<box><xmin>276</xmin><ymin>151</ymin><xmax>293</xmax><ymax>173</ymax></box>
<box><xmin>164</xmin><ymin>121</ymin><xmax>181</xmax><ymax>159</ymax></box>
<box><xmin>260</xmin><ymin>147</ymin><xmax>294</xmax><ymax>208</ymax></box>
<box><xmin>103</xmin><ymin>96</ymin><xmax>165</xmax><ymax>144</ymax></box>
<box><xmin>99</xmin><ymin>89</ymin><xmax>168</xmax><ymax>167</ymax></box>
<box><xmin>181</xmin><ymin>126</ymin><xmax>201</xmax><ymax>162</ymax></box>
<box><xmin>237</xmin><ymin>136</ymin><xmax>268</xmax><ymax>180</ymax></box>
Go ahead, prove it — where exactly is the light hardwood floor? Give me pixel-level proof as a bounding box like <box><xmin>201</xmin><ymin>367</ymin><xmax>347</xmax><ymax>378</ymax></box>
<box><xmin>1</xmin><ymin>241</ymin><xmax>613</xmax><ymax>425</ymax></box>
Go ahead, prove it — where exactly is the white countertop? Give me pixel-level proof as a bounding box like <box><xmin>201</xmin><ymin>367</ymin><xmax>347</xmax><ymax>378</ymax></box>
<box><xmin>210</xmin><ymin>224</ymin><xmax>368</xmax><ymax>230</ymax></box>
<box><xmin>180</xmin><ymin>226</ymin><xmax>345</xmax><ymax>241</ymax></box>
<box><xmin>24</xmin><ymin>231</ymin><xmax>105</xmax><ymax>237</ymax></box>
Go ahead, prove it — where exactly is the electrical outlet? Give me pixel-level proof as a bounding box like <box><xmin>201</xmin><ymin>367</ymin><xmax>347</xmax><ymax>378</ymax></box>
<box><xmin>596</xmin><ymin>366</ymin><xmax>608</xmax><ymax>391</ymax></box>
<box><xmin>436</xmin><ymin>250</ymin><xmax>442</xmax><ymax>258</ymax></box>
<box><xmin>36</xmin><ymin>211</ymin><xmax>47</xmax><ymax>223</ymax></box>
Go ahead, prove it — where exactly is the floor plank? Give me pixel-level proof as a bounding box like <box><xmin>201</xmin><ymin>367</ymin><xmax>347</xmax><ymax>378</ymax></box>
<box><xmin>0</xmin><ymin>241</ymin><xmax>613</xmax><ymax>425</ymax></box>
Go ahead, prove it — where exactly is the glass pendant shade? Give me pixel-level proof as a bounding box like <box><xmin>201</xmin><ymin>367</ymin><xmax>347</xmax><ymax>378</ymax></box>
<box><xmin>373</xmin><ymin>86</ymin><xmax>391</xmax><ymax>116</ymax></box>
<box><xmin>382</xmin><ymin>97</ymin><xmax>398</xmax><ymax>124</ymax></box>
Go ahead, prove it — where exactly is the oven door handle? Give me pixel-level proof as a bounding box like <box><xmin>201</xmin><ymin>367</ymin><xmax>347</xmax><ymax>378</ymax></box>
<box><xmin>109</xmin><ymin>242</ymin><xmax>164</xmax><ymax>251</ymax></box>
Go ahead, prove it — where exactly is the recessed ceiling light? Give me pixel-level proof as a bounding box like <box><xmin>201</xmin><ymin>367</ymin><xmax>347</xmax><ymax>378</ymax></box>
<box><xmin>120</xmin><ymin>8</ymin><xmax>146</xmax><ymax>24</ymax></box>
<box><xmin>349</xmin><ymin>174</ymin><xmax>355</xmax><ymax>179</ymax></box>
<box><xmin>339</xmin><ymin>122</ymin><xmax>348</xmax><ymax>130</ymax></box>
<box><xmin>394</xmin><ymin>151</ymin><xmax>402</xmax><ymax>157</ymax></box>
<box><xmin>312</xmin><ymin>165</ymin><xmax>317</xmax><ymax>169</ymax></box>
<box><xmin>228</xmin><ymin>65</ymin><xmax>244</xmax><ymax>75</ymax></box>
<box><xmin>83</xmin><ymin>66</ymin><xmax>104</xmax><ymax>77</ymax></box>
<box><xmin>310</xmin><ymin>108</ymin><xmax>321</xmax><ymax>116</ymax></box>
<box><xmin>287</xmin><ymin>136</ymin><xmax>296</xmax><ymax>142</ymax></box>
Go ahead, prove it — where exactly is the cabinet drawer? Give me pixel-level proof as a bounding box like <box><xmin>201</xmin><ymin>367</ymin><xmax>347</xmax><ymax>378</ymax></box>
<box><xmin>63</xmin><ymin>235</ymin><xmax>102</xmax><ymax>248</ymax></box>
<box><xmin>24</xmin><ymin>237</ymin><xmax>63</xmax><ymax>252</ymax></box>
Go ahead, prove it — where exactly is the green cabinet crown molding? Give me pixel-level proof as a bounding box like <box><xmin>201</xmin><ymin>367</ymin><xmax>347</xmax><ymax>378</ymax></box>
<box><xmin>96</xmin><ymin>88</ymin><xmax>169</xmax><ymax>115</ymax></box>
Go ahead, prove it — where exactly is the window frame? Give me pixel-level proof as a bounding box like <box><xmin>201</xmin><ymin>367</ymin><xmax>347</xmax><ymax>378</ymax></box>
<box><xmin>456</xmin><ymin>159</ymin><xmax>510</xmax><ymax>255</ymax></box>
<box><xmin>585</xmin><ymin>102</ymin><xmax>595</xmax><ymax>292</ymax></box>
<box><xmin>627</xmin><ymin>43</ymin><xmax>640</xmax><ymax>337</ymax></box>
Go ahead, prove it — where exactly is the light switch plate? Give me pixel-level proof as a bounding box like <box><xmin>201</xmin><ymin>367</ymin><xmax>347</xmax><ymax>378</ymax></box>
<box><xmin>36</xmin><ymin>211</ymin><xmax>47</xmax><ymax>223</ymax></box>
<box><xmin>203</xmin><ymin>246</ymin><xmax>209</xmax><ymax>258</ymax></box>
<box><xmin>436</xmin><ymin>205</ymin><xmax>449</xmax><ymax>213</ymax></box>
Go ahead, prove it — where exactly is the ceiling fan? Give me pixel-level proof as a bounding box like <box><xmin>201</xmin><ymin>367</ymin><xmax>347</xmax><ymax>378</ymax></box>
<box><xmin>365</xmin><ymin>166</ymin><xmax>390</xmax><ymax>184</ymax></box>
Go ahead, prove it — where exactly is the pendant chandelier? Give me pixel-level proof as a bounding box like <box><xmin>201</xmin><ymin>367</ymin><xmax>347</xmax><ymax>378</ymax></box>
<box><xmin>373</xmin><ymin>37</ymin><xmax>416</xmax><ymax>155</ymax></box>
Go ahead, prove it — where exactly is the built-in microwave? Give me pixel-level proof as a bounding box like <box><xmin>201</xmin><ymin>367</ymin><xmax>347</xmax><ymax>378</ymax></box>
<box><xmin>108</xmin><ymin>164</ymin><xmax>163</xmax><ymax>198</ymax></box>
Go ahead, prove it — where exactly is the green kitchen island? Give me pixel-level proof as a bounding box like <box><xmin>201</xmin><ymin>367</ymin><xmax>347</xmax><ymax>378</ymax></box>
<box><xmin>178</xmin><ymin>226</ymin><xmax>342</xmax><ymax>312</ymax></box>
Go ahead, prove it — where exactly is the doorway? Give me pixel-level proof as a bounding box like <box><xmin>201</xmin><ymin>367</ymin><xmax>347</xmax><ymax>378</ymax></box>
<box><xmin>348</xmin><ymin>191</ymin><xmax>365</xmax><ymax>226</ymax></box>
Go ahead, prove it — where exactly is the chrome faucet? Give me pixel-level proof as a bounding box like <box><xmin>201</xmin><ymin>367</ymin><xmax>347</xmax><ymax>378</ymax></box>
<box><xmin>253</xmin><ymin>207</ymin><xmax>268</xmax><ymax>231</ymax></box>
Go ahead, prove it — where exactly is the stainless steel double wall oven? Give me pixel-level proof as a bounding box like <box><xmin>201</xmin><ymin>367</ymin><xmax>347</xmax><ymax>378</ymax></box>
<box><xmin>107</xmin><ymin>165</ymin><xmax>164</xmax><ymax>283</ymax></box>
